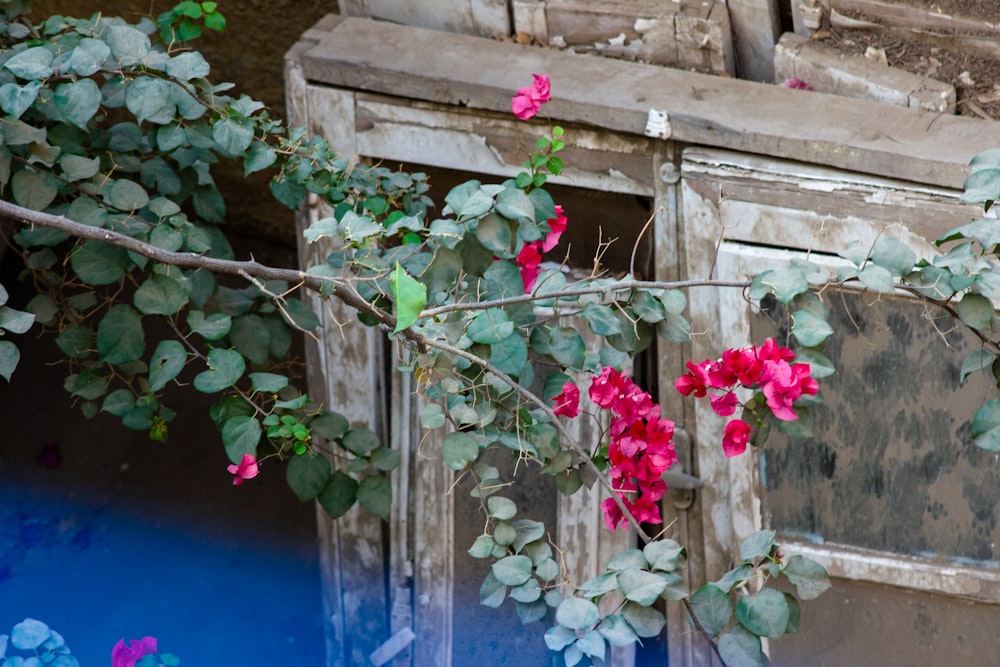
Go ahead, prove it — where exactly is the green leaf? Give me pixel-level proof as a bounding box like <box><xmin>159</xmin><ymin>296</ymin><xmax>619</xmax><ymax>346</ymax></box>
<box><xmin>149</xmin><ymin>340</ymin><xmax>187</xmax><ymax>392</ymax></box>
<box><xmin>107</xmin><ymin>25</ymin><xmax>151</xmax><ymax>67</ymax></box>
<box><xmin>621</xmin><ymin>602</ymin><xmax>666</xmax><ymax>638</ymax></box>
<box><xmin>222</xmin><ymin>415</ymin><xmax>261</xmax><ymax>463</ymax></box>
<box><xmin>213</xmin><ymin>116</ymin><xmax>254</xmax><ymax>157</ymax></box>
<box><xmin>956</xmin><ymin>292</ymin><xmax>994</xmax><ymax>331</ymax></box>
<box><xmin>339</xmin><ymin>210</ymin><xmax>382</xmax><ymax>243</ymax></box>
<box><xmin>70</xmin><ymin>369</ymin><xmax>109</xmax><ymax>400</ymax></box>
<box><xmin>370</xmin><ymin>447</ymin><xmax>401</xmax><ymax>472</ymax></box>
<box><xmin>310</xmin><ymin>411</ymin><xmax>349</xmax><ymax>441</ymax></box>
<box><xmin>479</xmin><ymin>571</ymin><xmax>508</xmax><ymax>609</ymax></box>
<box><xmin>496</xmin><ymin>187</ymin><xmax>535</xmax><ymax>222</ymax></box>
<box><xmin>475</xmin><ymin>213</ymin><xmax>513</xmax><ymax>255</ymax></box>
<box><xmin>230</xmin><ymin>314</ymin><xmax>271</xmax><ymax>366</ymax></box>
<box><xmin>134</xmin><ymin>275</ymin><xmax>189</xmax><ymax>316</ymax></box>
<box><xmin>468</xmin><ymin>534</ymin><xmax>496</xmax><ymax>559</ymax></box>
<box><xmin>249</xmin><ymin>372</ymin><xmax>288</xmax><ymax>393</ymax></box>
<box><xmin>193</xmin><ymin>347</ymin><xmax>246</xmax><ymax>393</ymax></box>
<box><xmin>487</xmin><ymin>496</ymin><xmax>517</xmax><ymax>521</ymax></box>
<box><xmin>740</xmin><ymin>530</ymin><xmax>776</xmax><ymax>562</ymax></box>
<box><xmin>125</xmin><ymin>76</ymin><xmax>174</xmax><ymax>125</ymax></box>
<box><xmin>419</xmin><ymin>403</ymin><xmax>446</xmax><ymax>429</ymax></box>
<box><xmin>599</xmin><ymin>614</ymin><xmax>640</xmax><ymax>648</ymax></box>
<box><xmin>511</xmin><ymin>518</ymin><xmax>545</xmax><ymax>552</ymax></box>
<box><xmin>579</xmin><ymin>572</ymin><xmax>619</xmax><ymax>598</ymax></box>
<box><xmin>718</xmin><ymin>624</ymin><xmax>765</xmax><ymax>667</ymax></box>
<box><xmin>391</xmin><ymin>261</ymin><xmax>427</xmax><ymax>333</ymax></box>
<box><xmin>736</xmin><ymin>588</ymin><xmax>789</xmax><ymax>639</ymax></box>
<box><xmin>791</xmin><ymin>310</ymin><xmax>834</xmax><ymax>347</ymax></box>
<box><xmin>793</xmin><ymin>348</ymin><xmax>836</xmax><ymax>378</ymax></box>
<box><xmin>442</xmin><ymin>431</ymin><xmax>479</xmax><ymax>470</ymax></box>
<box><xmin>357</xmin><ymin>474</ymin><xmax>391</xmax><ymax>520</ymax></box>
<box><xmin>187</xmin><ymin>310</ymin><xmax>231</xmax><ymax>340</ymax></box>
<box><xmin>60</xmin><ymin>154</ymin><xmax>101</xmax><ymax>182</ymax></box>
<box><xmin>516</xmin><ymin>599</ymin><xmax>548</xmax><ymax>625</ymax></box>
<box><xmin>166</xmin><ymin>51</ymin><xmax>211</xmax><ymax>80</ymax></box>
<box><xmin>97</xmin><ymin>304</ymin><xmax>144</xmax><ymax>365</ymax></box>
<box><xmin>490</xmin><ymin>332</ymin><xmax>528</xmax><ymax>377</ymax></box>
<box><xmin>619</xmin><ymin>568</ymin><xmax>668</xmax><ymax>606</ymax></box>
<box><xmin>54</xmin><ymin>78</ymin><xmax>101</xmax><ymax>129</ymax></box>
<box><xmin>761</xmin><ymin>267</ymin><xmax>808</xmax><ymax>304</ymax></box>
<box><xmin>467</xmin><ymin>308</ymin><xmax>515</xmax><ymax>344</ymax></box>
<box><xmin>632</xmin><ymin>291</ymin><xmax>666</xmax><ymax>323</ymax></box>
<box><xmin>492</xmin><ymin>555</ymin><xmax>533</xmax><ymax>586</ymax></box>
<box><xmin>71</xmin><ymin>241</ymin><xmax>130</xmax><ymax>285</ymax></box>
<box><xmin>342</xmin><ymin>426</ymin><xmax>380</xmax><ymax>456</ymax></box>
<box><xmin>67</xmin><ymin>38</ymin><xmax>111</xmax><ymax>77</ymax></box>
<box><xmin>11</xmin><ymin>169</ymin><xmax>58</xmax><ymax>211</ymax></box>
<box><xmin>607</xmin><ymin>549</ymin><xmax>648</xmax><ymax>571</ymax></box>
<box><xmin>101</xmin><ymin>389</ymin><xmax>135</xmax><ymax>416</ymax></box>
<box><xmin>782</xmin><ymin>555</ymin><xmax>832</xmax><ymax>600</ymax></box>
<box><xmin>286</xmin><ymin>453</ymin><xmax>332</xmax><ymax>501</ymax></box>
<box><xmin>0</xmin><ymin>80</ymin><xmax>42</xmax><ymax>119</ymax></box>
<box><xmin>0</xmin><ymin>341</ymin><xmax>20</xmax><ymax>381</ymax></box>
<box><xmin>859</xmin><ymin>264</ymin><xmax>896</xmax><ymax>293</ymax></box>
<box><xmin>643</xmin><ymin>539</ymin><xmax>685</xmax><ymax>572</ymax></box>
<box><xmin>556</xmin><ymin>597</ymin><xmax>599</xmax><ymax>631</ymax></box>
<box><xmin>55</xmin><ymin>325</ymin><xmax>92</xmax><ymax>359</ymax></box>
<box><xmin>244</xmin><ymin>141</ymin><xmax>277</xmax><ymax>176</ymax></box>
<box><xmin>689</xmin><ymin>584</ymin><xmax>733</xmax><ymax>637</ymax></box>
<box><xmin>581</xmin><ymin>303</ymin><xmax>623</xmax><ymax>336</ymax></box>
<box><xmin>544</xmin><ymin>625</ymin><xmax>576</xmax><ymax>651</ymax></box>
<box><xmin>4</xmin><ymin>46</ymin><xmax>54</xmax><ymax>79</ymax></box>
<box><xmin>0</xmin><ymin>306</ymin><xmax>33</xmax><ymax>334</ymax></box>
<box><xmin>318</xmin><ymin>470</ymin><xmax>358</xmax><ymax>519</ymax></box>
<box><xmin>548</xmin><ymin>326</ymin><xmax>585</xmax><ymax>370</ymax></box>
<box><xmin>961</xmin><ymin>349</ymin><xmax>996</xmax><ymax>384</ymax></box>
<box><xmin>11</xmin><ymin>618</ymin><xmax>50</xmax><ymax>650</ymax></box>
<box><xmin>870</xmin><ymin>237</ymin><xmax>916</xmax><ymax>276</ymax></box>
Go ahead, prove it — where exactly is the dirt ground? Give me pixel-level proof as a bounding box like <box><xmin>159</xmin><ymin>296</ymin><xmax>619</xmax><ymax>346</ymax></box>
<box><xmin>811</xmin><ymin>0</ymin><xmax>1000</xmax><ymax>120</ymax></box>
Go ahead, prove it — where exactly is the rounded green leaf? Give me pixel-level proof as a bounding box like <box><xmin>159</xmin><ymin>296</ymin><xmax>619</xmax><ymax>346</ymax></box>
<box><xmin>493</xmin><ymin>555</ymin><xmax>533</xmax><ymax>587</ymax></box>
<box><xmin>193</xmin><ymin>347</ymin><xmax>246</xmax><ymax>393</ymax></box>
<box><xmin>956</xmin><ymin>292</ymin><xmax>994</xmax><ymax>331</ymax></box>
<box><xmin>643</xmin><ymin>539</ymin><xmax>685</xmax><ymax>572</ymax></box>
<box><xmin>286</xmin><ymin>453</ymin><xmax>332</xmax><ymax>501</ymax></box>
<box><xmin>71</xmin><ymin>240</ymin><xmax>130</xmax><ymax>285</ymax></box>
<box><xmin>556</xmin><ymin>597</ymin><xmax>600</xmax><ymax>631</ymax></box>
<box><xmin>859</xmin><ymin>264</ymin><xmax>896</xmax><ymax>293</ymax></box>
<box><xmin>54</xmin><ymin>78</ymin><xmax>101</xmax><ymax>129</ymax></box>
<box><xmin>442</xmin><ymin>431</ymin><xmax>480</xmax><ymax>470</ymax></box>
<box><xmin>230</xmin><ymin>314</ymin><xmax>271</xmax><ymax>366</ymax></box>
<box><xmin>718</xmin><ymin>624</ymin><xmax>764</xmax><ymax>667</ymax></box>
<box><xmin>97</xmin><ymin>304</ymin><xmax>144</xmax><ymax>365</ymax></box>
<box><xmin>107</xmin><ymin>25</ymin><xmax>151</xmax><ymax>67</ymax></box>
<box><xmin>598</xmin><ymin>614</ymin><xmax>640</xmax><ymax>648</ymax></box>
<box><xmin>166</xmin><ymin>51</ymin><xmax>211</xmax><ymax>80</ymax></box>
<box><xmin>791</xmin><ymin>310</ymin><xmax>834</xmax><ymax>347</ymax></box>
<box><xmin>479</xmin><ymin>571</ymin><xmax>508</xmax><ymax>609</ymax></box>
<box><xmin>148</xmin><ymin>339</ymin><xmax>187</xmax><ymax>392</ymax></box>
<box><xmin>782</xmin><ymin>555</ymin><xmax>832</xmax><ymax>600</ymax></box>
<box><xmin>187</xmin><ymin>310</ymin><xmax>231</xmax><ymax>340</ymax></box>
<box><xmin>102</xmin><ymin>388</ymin><xmax>136</xmax><ymax>416</ymax></box>
<box><xmin>124</xmin><ymin>76</ymin><xmax>173</xmax><ymax>125</ymax></box>
<box><xmin>735</xmin><ymin>588</ymin><xmax>790</xmax><ymax>639</ymax></box>
<box><xmin>467</xmin><ymin>308</ymin><xmax>514</xmax><ymax>344</ymax></box>
<box><xmin>475</xmin><ymin>213</ymin><xmax>513</xmax><ymax>254</ymax></box>
<box><xmin>468</xmin><ymin>534</ymin><xmax>495</xmax><ymax>559</ymax></box>
<box><xmin>318</xmin><ymin>469</ymin><xmax>358</xmax><ymax>519</ymax></box>
<box><xmin>222</xmin><ymin>415</ymin><xmax>261</xmax><ymax>463</ymax></box>
<box><xmin>67</xmin><ymin>38</ymin><xmax>111</xmax><ymax>76</ymax></box>
<box><xmin>108</xmin><ymin>178</ymin><xmax>150</xmax><ymax>212</ymax></box>
<box><xmin>582</xmin><ymin>302</ymin><xmax>623</xmax><ymax>336</ymax></box>
<box><xmin>4</xmin><ymin>47</ymin><xmax>54</xmax><ymax>79</ymax></box>
<box><xmin>60</xmin><ymin>154</ymin><xmax>101</xmax><ymax>182</ymax></box>
<box><xmin>134</xmin><ymin>274</ymin><xmax>189</xmax><ymax>316</ymax></box>
<box><xmin>535</xmin><ymin>557</ymin><xmax>559</xmax><ymax>582</ymax></box>
<box><xmin>0</xmin><ymin>341</ymin><xmax>19</xmax><ymax>381</ymax></box>
<box><xmin>357</xmin><ymin>474</ymin><xmax>391</xmax><ymax>520</ymax></box>
<box><xmin>342</xmin><ymin>426</ymin><xmax>380</xmax><ymax>456</ymax></box>
<box><xmin>369</xmin><ymin>447</ymin><xmax>401</xmax><ymax>472</ymax></box>
<box><xmin>487</xmin><ymin>495</ymin><xmax>517</xmax><ymax>521</ymax></box>
<box><xmin>622</xmin><ymin>602</ymin><xmax>666</xmax><ymax>638</ymax></box>
<box><xmin>11</xmin><ymin>169</ymin><xmax>58</xmax><ymax>211</ymax></box>
<box><xmin>248</xmin><ymin>372</ymin><xmax>289</xmax><ymax>393</ymax></box>
<box><xmin>11</xmin><ymin>618</ymin><xmax>50</xmax><ymax>650</ymax></box>
<box><xmin>544</xmin><ymin>625</ymin><xmax>576</xmax><ymax>651</ymax></box>
<box><xmin>548</xmin><ymin>326</ymin><xmax>585</xmax><ymax>370</ymax></box>
<box><xmin>739</xmin><ymin>530</ymin><xmax>776</xmax><ymax>562</ymax></box>
<box><xmin>0</xmin><ymin>80</ymin><xmax>42</xmax><ymax>119</ymax></box>
<box><xmin>632</xmin><ymin>290</ymin><xmax>665</xmax><ymax>323</ymax></box>
<box><xmin>607</xmin><ymin>549</ymin><xmax>648</xmax><ymax>572</ymax></box>
<box><xmin>689</xmin><ymin>583</ymin><xmax>732</xmax><ymax>637</ymax></box>
<box><xmin>391</xmin><ymin>261</ymin><xmax>427</xmax><ymax>334</ymax></box>
<box><xmin>870</xmin><ymin>237</ymin><xmax>916</xmax><ymax>276</ymax></box>
<box><xmin>619</xmin><ymin>568</ymin><xmax>668</xmax><ymax>606</ymax></box>
<box><xmin>0</xmin><ymin>306</ymin><xmax>34</xmax><ymax>334</ymax></box>
<box><xmin>69</xmin><ymin>370</ymin><xmax>108</xmax><ymax>400</ymax></box>
<box><xmin>212</xmin><ymin>116</ymin><xmax>254</xmax><ymax>158</ymax></box>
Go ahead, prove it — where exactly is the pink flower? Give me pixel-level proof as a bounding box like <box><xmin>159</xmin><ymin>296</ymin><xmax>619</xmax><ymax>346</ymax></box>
<box><xmin>511</xmin><ymin>73</ymin><xmax>551</xmax><ymax>120</ymax></box>
<box><xmin>722</xmin><ymin>420</ymin><xmax>752</xmax><ymax>457</ymax></box>
<box><xmin>552</xmin><ymin>380</ymin><xmax>581</xmax><ymax>418</ymax></box>
<box><xmin>601</xmin><ymin>495</ymin><xmax>627</xmax><ymax>531</ymax></box>
<box><xmin>112</xmin><ymin>637</ymin><xmax>157</xmax><ymax>667</ymax></box>
<box><xmin>782</xmin><ymin>77</ymin><xmax>813</xmax><ymax>91</ymax></box>
<box><xmin>709</xmin><ymin>391</ymin><xmax>739</xmax><ymax>417</ymax></box>
<box><xmin>515</xmin><ymin>242</ymin><xmax>543</xmax><ymax>292</ymax></box>
<box><xmin>227</xmin><ymin>453</ymin><xmax>259</xmax><ymax>485</ymax></box>
<box><xmin>675</xmin><ymin>360</ymin><xmax>712</xmax><ymax>398</ymax></box>
<box><xmin>540</xmin><ymin>205</ymin><xmax>567</xmax><ymax>252</ymax></box>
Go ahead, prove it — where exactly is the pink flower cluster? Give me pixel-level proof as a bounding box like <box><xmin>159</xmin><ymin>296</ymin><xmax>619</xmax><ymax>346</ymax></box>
<box><xmin>675</xmin><ymin>338</ymin><xmax>818</xmax><ymax>458</ymax></box>
<box><xmin>112</xmin><ymin>637</ymin><xmax>156</xmax><ymax>667</ymax></box>
<box><xmin>511</xmin><ymin>74</ymin><xmax>551</xmax><ymax>120</ymax></box>
<box><xmin>228</xmin><ymin>453</ymin><xmax>259</xmax><ymax>485</ymax></box>
<box><xmin>588</xmin><ymin>367</ymin><xmax>678</xmax><ymax>531</ymax></box>
<box><xmin>516</xmin><ymin>204</ymin><xmax>567</xmax><ymax>291</ymax></box>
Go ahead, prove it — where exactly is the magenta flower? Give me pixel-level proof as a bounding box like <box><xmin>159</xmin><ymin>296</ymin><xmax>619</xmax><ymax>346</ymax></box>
<box><xmin>511</xmin><ymin>74</ymin><xmax>551</xmax><ymax>120</ymax></box>
<box><xmin>227</xmin><ymin>453</ymin><xmax>259</xmax><ymax>485</ymax></box>
<box><xmin>540</xmin><ymin>205</ymin><xmax>567</xmax><ymax>252</ymax></box>
<box><xmin>515</xmin><ymin>242</ymin><xmax>543</xmax><ymax>291</ymax></box>
<box><xmin>112</xmin><ymin>637</ymin><xmax>157</xmax><ymax>667</ymax></box>
<box><xmin>722</xmin><ymin>420</ymin><xmax>752</xmax><ymax>458</ymax></box>
<box><xmin>551</xmin><ymin>380</ymin><xmax>581</xmax><ymax>418</ymax></box>
<box><xmin>781</xmin><ymin>77</ymin><xmax>813</xmax><ymax>91</ymax></box>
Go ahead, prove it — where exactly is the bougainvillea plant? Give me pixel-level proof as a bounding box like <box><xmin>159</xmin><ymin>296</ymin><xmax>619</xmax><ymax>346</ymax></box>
<box><xmin>3</xmin><ymin>3</ymin><xmax>1000</xmax><ymax>665</ymax></box>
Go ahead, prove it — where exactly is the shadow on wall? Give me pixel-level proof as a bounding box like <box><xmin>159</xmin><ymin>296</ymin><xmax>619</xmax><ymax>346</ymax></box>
<box><xmin>0</xmin><ymin>250</ymin><xmax>325</xmax><ymax>664</ymax></box>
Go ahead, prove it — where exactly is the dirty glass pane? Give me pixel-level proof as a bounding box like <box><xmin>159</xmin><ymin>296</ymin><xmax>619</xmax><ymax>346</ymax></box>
<box><xmin>752</xmin><ymin>289</ymin><xmax>1000</xmax><ymax>563</ymax></box>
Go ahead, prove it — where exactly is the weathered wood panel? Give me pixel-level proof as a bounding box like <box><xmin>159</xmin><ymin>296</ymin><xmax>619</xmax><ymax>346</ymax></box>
<box><xmin>725</xmin><ymin>0</ymin><xmax>780</xmax><ymax>81</ymax></box>
<box><xmin>338</xmin><ymin>0</ymin><xmax>510</xmax><ymax>38</ymax></box>
<box><xmin>296</xmin><ymin>16</ymin><xmax>1000</xmax><ymax>190</ymax></box>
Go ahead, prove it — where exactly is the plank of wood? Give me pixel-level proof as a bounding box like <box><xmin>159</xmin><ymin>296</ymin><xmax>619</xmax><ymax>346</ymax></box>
<box><xmin>830</xmin><ymin>0</ymin><xmax>1000</xmax><ymax>35</ymax></box>
<box><xmin>296</xmin><ymin>16</ymin><xmax>1000</xmax><ymax>191</ymax></box>
<box><xmin>726</xmin><ymin>0</ymin><xmax>781</xmax><ymax>81</ymax></box>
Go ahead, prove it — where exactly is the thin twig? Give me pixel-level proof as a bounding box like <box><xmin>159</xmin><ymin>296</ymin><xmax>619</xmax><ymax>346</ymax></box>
<box><xmin>681</xmin><ymin>597</ymin><xmax>727</xmax><ymax>665</ymax></box>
